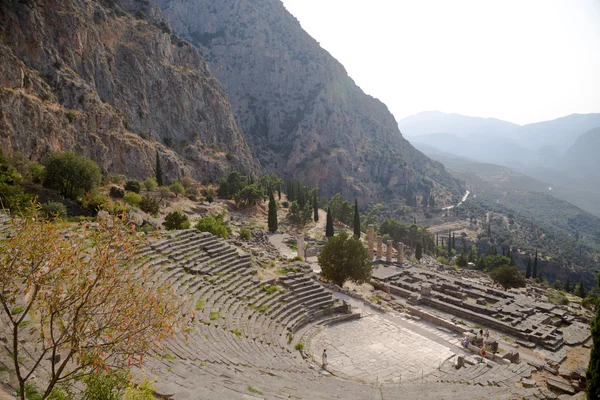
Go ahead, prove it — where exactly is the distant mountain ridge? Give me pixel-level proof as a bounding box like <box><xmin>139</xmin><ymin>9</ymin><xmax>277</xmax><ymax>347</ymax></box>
<box><xmin>399</xmin><ymin>111</ymin><xmax>520</xmax><ymax>138</ymax></box>
<box><xmin>399</xmin><ymin>111</ymin><xmax>600</xmax><ymax>152</ymax></box>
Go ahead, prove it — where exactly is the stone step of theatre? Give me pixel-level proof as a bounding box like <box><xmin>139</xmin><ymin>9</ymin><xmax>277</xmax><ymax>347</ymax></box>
<box><xmin>133</xmin><ymin>229</ymin><xmax>351</xmax><ymax>391</ymax></box>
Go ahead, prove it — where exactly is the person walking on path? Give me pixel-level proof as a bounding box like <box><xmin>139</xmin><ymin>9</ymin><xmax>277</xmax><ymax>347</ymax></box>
<box><xmin>480</xmin><ymin>345</ymin><xmax>487</xmax><ymax>363</ymax></box>
<box><xmin>322</xmin><ymin>349</ymin><xmax>327</xmax><ymax>369</ymax></box>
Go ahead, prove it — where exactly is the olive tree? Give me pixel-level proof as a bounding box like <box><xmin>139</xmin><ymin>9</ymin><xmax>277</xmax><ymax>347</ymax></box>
<box><xmin>318</xmin><ymin>231</ymin><xmax>371</xmax><ymax>287</ymax></box>
<box><xmin>0</xmin><ymin>210</ymin><xmax>183</xmax><ymax>399</ymax></box>
<box><xmin>43</xmin><ymin>152</ymin><xmax>102</xmax><ymax>200</ymax></box>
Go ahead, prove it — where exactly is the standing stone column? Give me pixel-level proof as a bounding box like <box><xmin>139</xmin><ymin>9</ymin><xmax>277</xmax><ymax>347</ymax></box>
<box><xmin>386</xmin><ymin>240</ymin><xmax>393</xmax><ymax>264</ymax></box>
<box><xmin>398</xmin><ymin>242</ymin><xmax>405</xmax><ymax>264</ymax></box>
<box><xmin>376</xmin><ymin>236</ymin><xmax>383</xmax><ymax>258</ymax></box>
<box><xmin>297</xmin><ymin>236</ymin><xmax>304</xmax><ymax>259</ymax></box>
<box><xmin>367</xmin><ymin>225</ymin><xmax>375</xmax><ymax>257</ymax></box>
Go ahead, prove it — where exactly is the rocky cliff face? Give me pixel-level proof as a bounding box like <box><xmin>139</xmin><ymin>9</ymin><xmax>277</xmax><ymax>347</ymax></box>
<box><xmin>0</xmin><ymin>0</ymin><xmax>259</xmax><ymax>182</ymax></box>
<box><xmin>154</xmin><ymin>0</ymin><xmax>459</xmax><ymax>202</ymax></box>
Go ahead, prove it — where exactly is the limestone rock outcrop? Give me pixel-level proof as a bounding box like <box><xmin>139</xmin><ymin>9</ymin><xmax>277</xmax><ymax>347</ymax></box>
<box><xmin>154</xmin><ymin>0</ymin><xmax>460</xmax><ymax>201</ymax></box>
<box><xmin>0</xmin><ymin>0</ymin><xmax>259</xmax><ymax>181</ymax></box>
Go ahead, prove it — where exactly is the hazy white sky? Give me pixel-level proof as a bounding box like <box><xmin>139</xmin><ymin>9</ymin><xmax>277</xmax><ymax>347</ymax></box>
<box><xmin>281</xmin><ymin>0</ymin><xmax>600</xmax><ymax>125</ymax></box>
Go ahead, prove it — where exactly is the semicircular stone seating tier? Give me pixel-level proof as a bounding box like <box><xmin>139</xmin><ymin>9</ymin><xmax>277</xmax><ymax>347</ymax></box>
<box><xmin>131</xmin><ymin>229</ymin><xmax>352</xmax><ymax>398</ymax></box>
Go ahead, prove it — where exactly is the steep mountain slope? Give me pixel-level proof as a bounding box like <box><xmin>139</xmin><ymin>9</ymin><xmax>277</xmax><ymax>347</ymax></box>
<box><xmin>153</xmin><ymin>0</ymin><xmax>459</xmax><ymax>202</ymax></box>
<box><xmin>0</xmin><ymin>0</ymin><xmax>258</xmax><ymax>182</ymax></box>
<box><xmin>399</xmin><ymin>111</ymin><xmax>520</xmax><ymax>138</ymax></box>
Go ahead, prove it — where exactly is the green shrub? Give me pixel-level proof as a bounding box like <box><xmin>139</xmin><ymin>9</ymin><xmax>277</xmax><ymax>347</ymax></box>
<box><xmin>123</xmin><ymin>376</ymin><xmax>156</xmax><ymax>400</ymax></box>
<box><xmin>294</xmin><ymin>342</ymin><xmax>304</xmax><ymax>351</ymax></box>
<box><xmin>43</xmin><ymin>152</ymin><xmax>102</xmax><ymax>200</ymax></box>
<box><xmin>551</xmin><ymin>293</ymin><xmax>570</xmax><ymax>306</ymax></box>
<box><xmin>143</xmin><ymin>177</ymin><xmax>157</xmax><ymax>192</ymax></box>
<box><xmin>139</xmin><ymin>195</ymin><xmax>160</xmax><ymax>216</ymax></box>
<box><xmin>41</xmin><ymin>201</ymin><xmax>67</xmax><ymax>219</ymax></box>
<box><xmin>124</xmin><ymin>180</ymin><xmax>142</xmax><ymax>194</ymax></box>
<box><xmin>82</xmin><ymin>370</ymin><xmax>129</xmax><ymax>400</ymax></box>
<box><xmin>28</xmin><ymin>162</ymin><xmax>45</xmax><ymax>183</ymax></box>
<box><xmin>123</xmin><ymin>192</ymin><xmax>142</xmax><ymax>207</ymax></box>
<box><xmin>110</xmin><ymin>186</ymin><xmax>125</xmax><ymax>198</ymax></box>
<box><xmin>16</xmin><ymin>382</ymin><xmax>43</xmax><ymax>400</ymax></box>
<box><xmin>195</xmin><ymin>212</ymin><xmax>231</xmax><ymax>239</ymax></box>
<box><xmin>163</xmin><ymin>210</ymin><xmax>190</xmax><ymax>230</ymax></box>
<box><xmin>239</xmin><ymin>227</ymin><xmax>251</xmax><ymax>241</ymax></box>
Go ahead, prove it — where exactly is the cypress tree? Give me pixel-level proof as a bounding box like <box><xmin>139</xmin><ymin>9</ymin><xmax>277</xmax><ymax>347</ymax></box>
<box><xmin>353</xmin><ymin>199</ymin><xmax>360</xmax><ymax>238</ymax></box>
<box><xmin>313</xmin><ymin>191</ymin><xmax>319</xmax><ymax>222</ymax></box>
<box><xmin>525</xmin><ymin>257</ymin><xmax>532</xmax><ymax>278</ymax></box>
<box><xmin>488</xmin><ymin>218</ymin><xmax>491</xmax><ymax>238</ymax></box>
<box><xmin>155</xmin><ymin>151</ymin><xmax>164</xmax><ymax>187</ymax></box>
<box><xmin>268</xmin><ymin>191</ymin><xmax>278</xmax><ymax>233</ymax></box>
<box><xmin>447</xmin><ymin>235</ymin><xmax>452</xmax><ymax>259</ymax></box>
<box><xmin>509</xmin><ymin>249</ymin><xmax>516</xmax><ymax>266</ymax></box>
<box><xmin>565</xmin><ymin>276</ymin><xmax>571</xmax><ymax>293</ymax></box>
<box><xmin>277</xmin><ymin>184</ymin><xmax>281</xmax><ymax>200</ymax></box>
<box><xmin>586</xmin><ymin>273</ymin><xmax>600</xmax><ymax>398</ymax></box>
<box><xmin>415</xmin><ymin>242</ymin><xmax>423</xmax><ymax>261</ymax></box>
<box><xmin>436</xmin><ymin>234</ymin><xmax>439</xmax><ymax>247</ymax></box>
<box><xmin>452</xmin><ymin>232</ymin><xmax>456</xmax><ymax>250</ymax></box>
<box><xmin>578</xmin><ymin>277</ymin><xmax>586</xmax><ymax>298</ymax></box>
<box><xmin>325</xmin><ymin>207</ymin><xmax>334</xmax><ymax>238</ymax></box>
<box><xmin>532</xmin><ymin>250</ymin><xmax>538</xmax><ymax>279</ymax></box>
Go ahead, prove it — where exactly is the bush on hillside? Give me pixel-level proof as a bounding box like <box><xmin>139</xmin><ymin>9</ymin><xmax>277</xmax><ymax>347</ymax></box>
<box><xmin>124</xmin><ymin>180</ymin><xmax>142</xmax><ymax>194</ymax></box>
<box><xmin>140</xmin><ymin>195</ymin><xmax>160</xmax><ymax>216</ymax></box>
<box><xmin>163</xmin><ymin>210</ymin><xmax>190</xmax><ymax>230</ymax></box>
<box><xmin>143</xmin><ymin>177</ymin><xmax>157</xmax><ymax>192</ymax></box>
<box><xmin>239</xmin><ymin>227</ymin><xmax>252</xmax><ymax>241</ymax></box>
<box><xmin>41</xmin><ymin>201</ymin><xmax>67</xmax><ymax>220</ymax></box>
<box><xmin>195</xmin><ymin>212</ymin><xmax>231</xmax><ymax>239</ymax></box>
<box><xmin>109</xmin><ymin>186</ymin><xmax>125</xmax><ymax>198</ymax></box>
<box><xmin>123</xmin><ymin>192</ymin><xmax>142</xmax><ymax>207</ymax></box>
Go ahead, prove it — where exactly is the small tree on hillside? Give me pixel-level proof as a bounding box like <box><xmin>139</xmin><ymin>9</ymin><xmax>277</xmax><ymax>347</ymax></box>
<box><xmin>155</xmin><ymin>151</ymin><xmax>164</xmax><ymax>186</ymax></box>
<box><xmin>234</xmin><ymin>183</ymin><xmax>265</xmax><ymax>207</ymax></box>
<box><xmin>325</xmin><ymin>207</ymin><xmax>334</xmax><ymax>237</ymax></box>
<box><xmin>490</xmin><ymin>265</ymin><xmax>526</xmax><ymax>290</ymax></box>
<box><xmin>532</xmin><ymin>249</ymin><xmax>538</xmax><ymax>279</ymax></box>
<box><xmin>43</xmin><ymin>152</ymin><xmax>102</xmax><ymax>200</ymax></box>
<box><xmin>318</xmin><ymin>231</ymin><xmax>371</xmax><ymax>287</ymax></box>
<box><xmin>163</xmin><ymin>210</ymin><xmax>190</xmax><ymax>230</ymax></box>
<box><xmin>0</xmin><ymin>211</ymin><xmax>182</xmax><ymax>400</ymax></box>
<box><xmin>353</xmin><ymin>199</ymin><xmax>360</xmax><ymax>238</ymax></box>
<box><xmin>525</xmin><ymin>256</ymin><xmax>532</xmax><ymax>278</ymax></box>
<box><xmin>170</xmin><ymin>182</ymin><xmax>185</xmax><ymax>198</ymax></box>
<box><xmin>268</xmin><ymin>191</ymin><xmax>278</xmax><ymax>233</ymax></box>
<box><xmin>143</xmin><ymin>177</ymin><xmax>158</xmax><ymax>192</ymax></box>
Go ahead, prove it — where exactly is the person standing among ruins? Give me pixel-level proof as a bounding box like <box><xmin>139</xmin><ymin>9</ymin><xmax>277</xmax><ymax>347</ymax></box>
<box><xmin>322</xmin><ymin>349</ymin><xmax>328</xmax><ymax>368</ymax></box>
<box><xmin>480</xmin><ymin>345</ymin><xmax>487</xmax><ymax>363</ymax></box>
